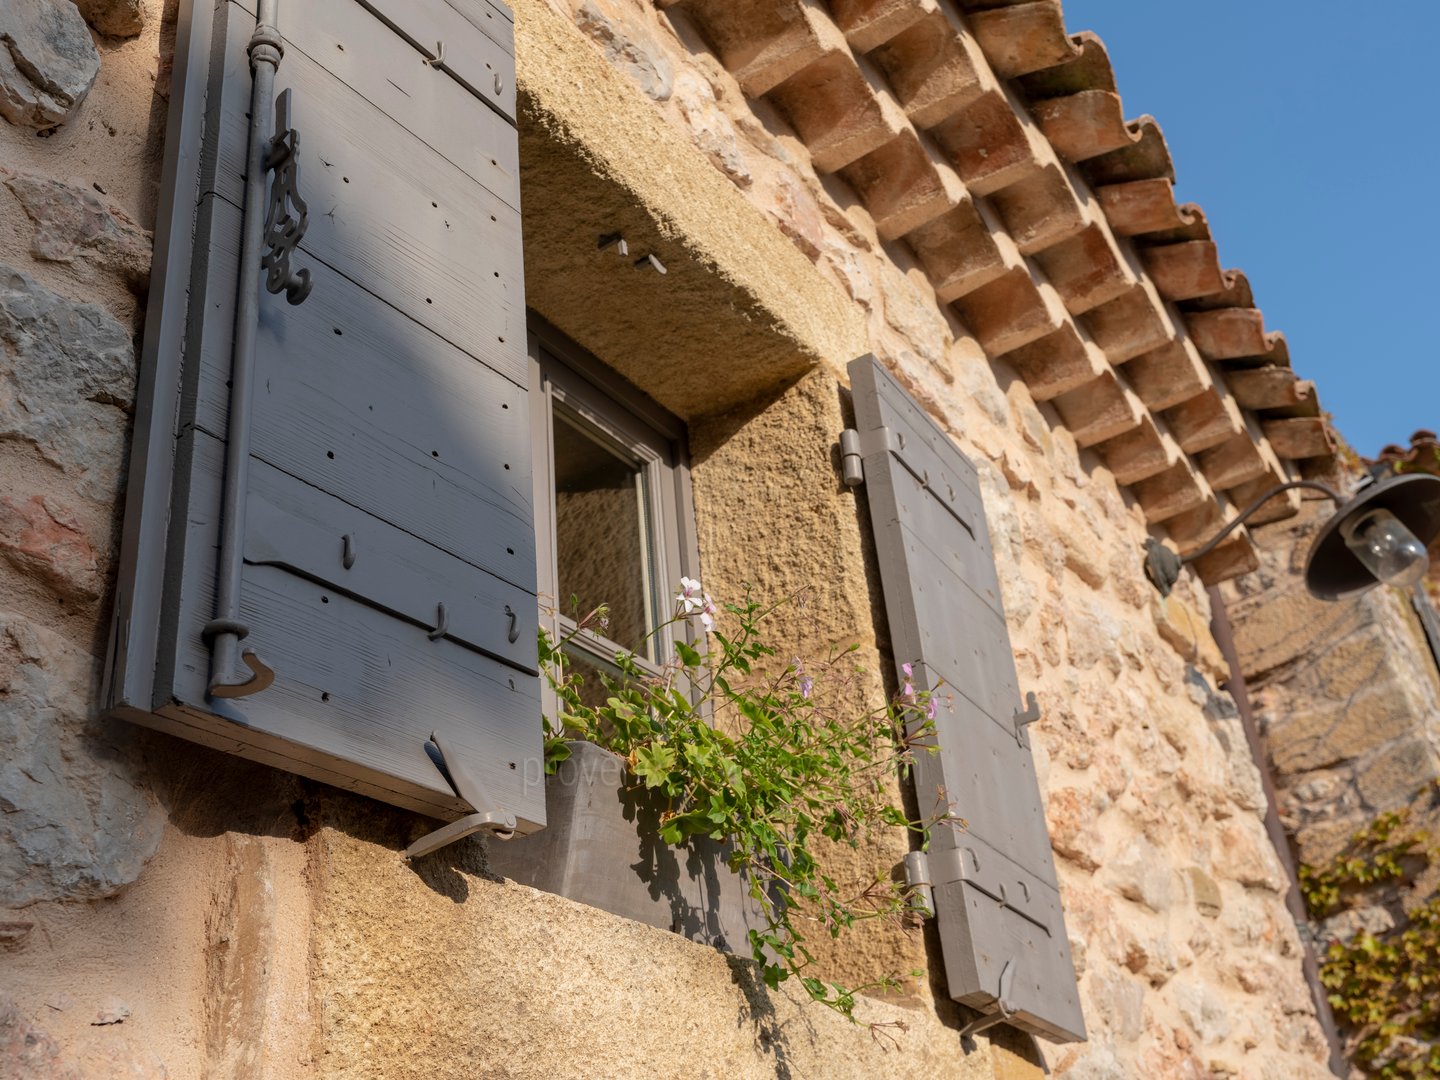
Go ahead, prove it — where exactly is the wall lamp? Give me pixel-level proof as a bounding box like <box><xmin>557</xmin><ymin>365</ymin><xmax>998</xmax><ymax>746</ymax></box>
<box><xmin>1145</xmin><ymin>473</ymin><xmax>1440</xmax><ymax>601</ymax></box>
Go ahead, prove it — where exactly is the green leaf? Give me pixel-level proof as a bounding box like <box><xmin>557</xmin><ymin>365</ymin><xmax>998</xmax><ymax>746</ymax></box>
<box><xmin>633</xmin><ymin>744</ymin><xmax>677</xmax><ymax>789</ymax></box>
<box><xmin>675</xmin><ymin>640</ymin><xmax>702</xmax><ymax>668</ymax></box>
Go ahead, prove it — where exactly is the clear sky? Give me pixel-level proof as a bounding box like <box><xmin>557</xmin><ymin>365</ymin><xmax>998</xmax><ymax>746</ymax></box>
<box><xmin>1058</xmin><ymin>0</ymin><xmax>1439</xmax><ymax>460</ymax></box>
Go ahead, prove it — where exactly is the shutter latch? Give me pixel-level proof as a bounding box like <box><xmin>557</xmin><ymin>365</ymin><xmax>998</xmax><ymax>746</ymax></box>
<box><xmin>404</xmin><ymin>730</ymin><xmax>518</xmax><ymax>860</ymax></box>
<box><xmin>1013</xmin><ymin>691</ymin><xmax>1041</xmax><ymax>748</ymax></box>
<box><xmin>958</xmin><ymin>958</ymin><xmax>1018</xmax><ymax>1040</ymax></box>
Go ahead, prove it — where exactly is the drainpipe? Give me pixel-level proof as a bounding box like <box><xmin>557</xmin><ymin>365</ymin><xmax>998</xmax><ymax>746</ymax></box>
<box><xmin>1207</xmin><ymin>586</ymin><xmax>1349</xmax><ymax>1078</ymax></box>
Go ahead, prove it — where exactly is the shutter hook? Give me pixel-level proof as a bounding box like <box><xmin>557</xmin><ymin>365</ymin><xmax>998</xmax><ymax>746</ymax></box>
<box><xmin>504</xmin><ymin>604</ymin><xmax>519</xmax><ymax>644</ymax></box>
<box><xmin>428</xmin><ymin>602</ymin><xmax>448</xmax><ymax>641</ymax></box>
<box><xmin>209</xmin><ymin>647</ymin><xmax>276</xmax><ymax>699</ymax></box>
<box><xmin>1013</xmin><ymin>691</ymin><xmax>1041</xmax><ymax>747</ymax></box>
<box><xmin>341</xmin><ymin>533</ymin><xmax>356</xmax><ymax>570</ymax></box>
<box><xmin>424</xmin><ymin>40</ymin><xmax>444</xmax><ymax>67</ymax></box>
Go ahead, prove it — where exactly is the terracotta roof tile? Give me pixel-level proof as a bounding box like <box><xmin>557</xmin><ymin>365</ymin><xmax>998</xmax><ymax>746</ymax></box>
<box><xmin>657</xmin><ymin>0</ymin><xmax>1345</xmax><ymax>580</ymax></box>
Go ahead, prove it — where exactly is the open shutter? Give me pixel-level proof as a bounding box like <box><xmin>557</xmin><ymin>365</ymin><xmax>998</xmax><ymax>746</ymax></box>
<box><xmin>847</xmin><ymin>355</ymin><xmax>1085</xmax><ymax>1043</ymax></box>
<box><xmin>106</xmin><ymin>0</ymin><xmax>543</xmax><ymax>831</ymax></box>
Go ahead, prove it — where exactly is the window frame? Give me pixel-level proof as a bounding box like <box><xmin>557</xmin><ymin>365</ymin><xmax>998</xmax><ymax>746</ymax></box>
<box><xmin>526</xmin><ymin>314</ymin><xmax>702</xmax><ymax>708</ymax></box>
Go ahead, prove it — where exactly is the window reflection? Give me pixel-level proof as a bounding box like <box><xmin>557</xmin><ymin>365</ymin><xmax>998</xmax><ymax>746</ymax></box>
<box><xmin>552</xmin><ymin>406</ymin><xmax>658</xmax><ymax>660</ymax></box>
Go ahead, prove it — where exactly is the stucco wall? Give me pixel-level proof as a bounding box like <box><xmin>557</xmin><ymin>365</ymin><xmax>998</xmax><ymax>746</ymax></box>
<box><xmin>0</xmin><ymin>0</ymin><xmax>1342</xmax><ymax>1078</ymax></box>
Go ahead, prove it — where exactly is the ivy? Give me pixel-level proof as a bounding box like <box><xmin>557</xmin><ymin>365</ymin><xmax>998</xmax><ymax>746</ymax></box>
<box><xmin>539</xmin><ymin>589</ymin><xmax>945</xmax><ymax>1030</ymax></box>
<box><xmin>1300</xmin><ymin>783</ymin><xmax>1440</xmax><ymax>1077</ymax></box>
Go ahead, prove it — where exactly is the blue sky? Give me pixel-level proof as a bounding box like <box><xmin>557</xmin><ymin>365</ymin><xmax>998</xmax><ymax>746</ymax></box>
<box><xmin>1058</xmin><ymin>0</ymin><xmax>1438</xmax><ymax>459</ymax></box>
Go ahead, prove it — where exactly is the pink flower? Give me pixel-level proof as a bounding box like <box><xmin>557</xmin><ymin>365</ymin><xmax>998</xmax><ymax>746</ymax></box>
<box><xmin>900</xmin><ymin>662</ymin><xmax>915</xmax><ymax>701</ymax></box>
<box><xmin>925</xmin><ymin>697</ymin><xmax>937</xmax><ymax>721</ymax></box>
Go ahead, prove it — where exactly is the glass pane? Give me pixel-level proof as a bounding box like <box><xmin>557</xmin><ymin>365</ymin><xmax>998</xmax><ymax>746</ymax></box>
<box><xmin>552</xmin><ymin>407</ymin><xmax>658</xmax><ymax>659</ymax></box>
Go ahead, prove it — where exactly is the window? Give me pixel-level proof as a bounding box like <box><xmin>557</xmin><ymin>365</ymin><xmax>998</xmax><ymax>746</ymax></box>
<box><xmin>527</xmin><ymin>317</ymin><xmax>699</xmax><ymax>703</ymax></box>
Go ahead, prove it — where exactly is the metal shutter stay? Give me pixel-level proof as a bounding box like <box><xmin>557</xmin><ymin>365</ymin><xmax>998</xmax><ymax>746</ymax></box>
<box><xmin>206</xmin><ymin>0</ymin><xmax>312</xmax><ymax>700</ymax></box>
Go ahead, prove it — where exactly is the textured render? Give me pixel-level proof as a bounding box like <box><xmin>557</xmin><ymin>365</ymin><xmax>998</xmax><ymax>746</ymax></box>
<box><xmin>0</xmin><ymin>1</ymin><xmax>1356</xmax><ymax>1079</ymax></box>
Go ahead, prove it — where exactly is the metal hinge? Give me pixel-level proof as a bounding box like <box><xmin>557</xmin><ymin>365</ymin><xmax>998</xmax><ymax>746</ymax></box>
<box><xmin>838</xmin><ymin>426</ymin><xmax>898</xmax><ymax>487</ymax></box>
<box><xmin>1014</xmin><ymin>691</ymin><xmax>1041</xmax><ymax>748</ymax></box>
<box><xmin>903</xmin><ymin>850</ymin><xmax>934</xmax><ymax>917</ymax></box>
<box><xmin>404</xmin><ymin>731</ymin><xmax>517</xmax><ymax>860</ymax></box>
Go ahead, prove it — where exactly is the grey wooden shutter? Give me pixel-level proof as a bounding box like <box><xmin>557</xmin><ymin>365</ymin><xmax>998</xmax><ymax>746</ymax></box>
<box><xmin>847</xmin><ymin>355</ymin><xmax>1085</xmax><ymax>1043</ymax></box>
<box><xmin>105</xmin><ymin>0</ymin><xmax>544</xmax><ymax>831</ymax></box>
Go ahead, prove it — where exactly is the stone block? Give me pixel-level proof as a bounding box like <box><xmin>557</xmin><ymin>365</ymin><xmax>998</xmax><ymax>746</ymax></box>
<box><xmin>1356</xmin><ymin>738</ymin><xmax>1440</xmax><ymax>811</ymax></box>
<box><xmin>0</xmin><ymin>609</ymin><xmax>163</xmax><ymax>906</ymax></box>
<box><xmin>1172</xmin><ymin>977</ymin><xmax>1232</xmax><ymax>1045</ymax></box>
<box><xmin>3</xmin><ymin>169</ymin><xmax>152</xmax><ymax>287</ymax></box>
<box><xmin>1046</xmin><ymin>786</ymin><xmax>1103</xmax><ymax>871</ymax></box>
<box><xmin>1215</xmin><ymin>819</ymin><xmax>1286</xmax><ymax>893</ymax></box>
<box><xmin>1109</xmin><ymin>836</ymin><xmax>1176</xmax><ymax>913</ymax></box>
<box><xmin>1154</xmin><ymin>594</ymin><xmax>1226</xmax><ymax>681</ymax></box>
<box><xmin>0</xmin><ymin>263</ymin><xmax>137</xmax><ymax>501</ymax></box>
<box><xmin>73</xmin><ymin>0</ymin><xmax>145</xmax><ymax>37</ymax></box>
<box><xmin>0</xmin><ymin>0</ymin><xmax>99</xmax><ymax>129</ymax></box>
<box><xmin>1268</xmin><ymin>680</ymin><xmax>1416</xmax><ymax>775</ymax></box>
<box><xmin>1184</xmin><ymin>866</ymin><xmax>1223</xmax><ymax>918</ymax></box>
<box><xmin>0</xmin><ymin>494</ymin><xmax>101</xmax><ymax>602</ymax></box>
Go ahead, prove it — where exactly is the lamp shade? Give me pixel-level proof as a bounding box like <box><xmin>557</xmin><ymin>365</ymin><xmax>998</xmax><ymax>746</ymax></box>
<box><xmin>1304</xmin><ymin>474</ymin><xmax>1440</xmax><ymax>600</ymax></box>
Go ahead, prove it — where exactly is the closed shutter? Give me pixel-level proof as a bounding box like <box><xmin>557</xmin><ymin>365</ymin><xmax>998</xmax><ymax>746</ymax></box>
<box><xmin>847</xmin><ymin>355</ymin><xmax>1085</xmax><ymax>1043</ymax></box>
<box><xmin>106</xmin><ymin>0</ymin><xmax>543</xmax><ymax>830</ymax></box>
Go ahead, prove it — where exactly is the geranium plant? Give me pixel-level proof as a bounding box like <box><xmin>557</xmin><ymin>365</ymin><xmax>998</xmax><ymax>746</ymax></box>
<box><xmin>539</xmin><ymin>582</ymin><xmax>944</xmax><ymax>1025</ymax></box>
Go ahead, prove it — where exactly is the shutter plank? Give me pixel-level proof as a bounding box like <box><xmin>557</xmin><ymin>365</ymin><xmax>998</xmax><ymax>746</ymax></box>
<box><xmin>230</xmin><ymin>0</ymin><xmax>518</xmax><ymax>190</ymax></box>
<box><xmin>209</xmin><ymin>2</ymin><xmax>525</xmax><ymax>370</ymax></box>
<box><xmin>244</xmin><ymin>456</ymin><xmax>538</xmax><ymax>675</ymax></box>
<box><xmin>191</xmin><ymin>195</ymin><xmax>535</xmax><ymax>591</ymax></box>
<box><xmin>850</xmin><ymin>355</ymin><xmax>1085</xmax><ymax>1044</ymax></box>
<box><xmin>164</xmin><ymin>430</ymin><xmax>546</xmax><ymax>830</ymax></box>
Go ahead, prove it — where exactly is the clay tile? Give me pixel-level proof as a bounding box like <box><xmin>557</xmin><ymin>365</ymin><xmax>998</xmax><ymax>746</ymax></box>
<box><xmin>1015</xmin><ymin>31</ymin><xmax>1117</xmax><ymax>99</ymax></box>
<box><xmin>1031</xmin><ymin>89</ymin><xmax>1142</xmax><ymax>162</ymax></box>
<box><xmin>1080</xmin><ymin>115</ymin><xmax>1174</xmax><ymax>185</ymax></box>
<box><xmin>1181</xmin><ymin>268</ymin><xmax>1254</xmax><ymax>311</ymax></box>
<box><xmin>967</xmin><ymin>0</ymin><xmax>1081</xmax><ymax>79</ymax></box>
<box><xmin>830</xmin><ymin>0</ymin><xmax>937</xmax><ymax>54</ymax></box>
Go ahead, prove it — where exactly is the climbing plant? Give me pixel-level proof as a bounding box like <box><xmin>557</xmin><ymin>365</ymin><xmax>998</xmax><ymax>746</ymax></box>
<box><xmin>1301</xmin><ymin>783</ymin><xmax>1440</xmax><ymax>1078</ymax></box>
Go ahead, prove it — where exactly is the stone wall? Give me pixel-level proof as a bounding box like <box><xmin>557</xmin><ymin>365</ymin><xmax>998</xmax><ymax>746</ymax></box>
<box><xmin>0</xmin><ymin>0</ymin><xmax>1341</xmax><ymax>1078</ymax></box>
<box><xmin>1223</xmin><ymin>500</ymin><xmax>1440</xmax><ymax>943</ymax></box>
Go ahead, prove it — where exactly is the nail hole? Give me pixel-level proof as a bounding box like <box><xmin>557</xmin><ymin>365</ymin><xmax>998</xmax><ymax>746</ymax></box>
<box><xmin>431</xmin><ymin>201</ymin><xmax>438</xmax><ymax>208</ymax></box>
<box><xmin>506</xmin><ymin>547</ymin><xmax>514</xmax><ymax>555</ymax></box>
<box><xmin>321</xmin><ymin>595</ymin><xmax>330</xmax><ymax>604</ymax></box>
<box><xmin>508</xmin><ymin>762</ymin><xmax>516</xmax><ymax>770</ymax></box>
<box><xmin>326</xmin><ymin>450</ymin><xmax>335</xmax><ymax>459</ymax></box>
<box><xmin>426</xmin><ymin>297</ymin><xmax>432</xmax><ymax>304</ymax></box>
<box><xmin>498</xmin><ymin>336</ymin><xmax>505</xmax><ymax>343</ymax></box>
<box><xmin>321</xmin><ymin>691</ymin><xmax>331</xmax><ymax>702</ymax></box>
<box><xmin>431</xmin><ymin>450</ymin><xmax>439</xmax><ymax>458</ymax></box>
<box><xmin>342</xmin><ymin>176</ymin><xmax>349</xmax><ymax>183</ymax></box>
<box><xmin>503</xmin><ymin>463</ymin><xmax>510</xmax><ymax>470</ymax></box>
<box><xmin>333</xmin><ymin>327</ymin><xmax>343</xmax><ymax>335</ymax></box>
<box><xmin>490</xmin><ymin>215</ymin><xmax>496</xmax><ymax>222</ymax></box>
<box><xmin>501</xmin><ymin>403</ymin><xmax>508</xmax><ymax>409</ymax></box>
<box><xmin>490</xmin><ymin>158</ymin><xmax>497</xmax><ymax>167</ymax></box>
<box><xmin>336</xmin><ymin>44</ymin><xmax>344</xmax><ymax>51</ymax></box>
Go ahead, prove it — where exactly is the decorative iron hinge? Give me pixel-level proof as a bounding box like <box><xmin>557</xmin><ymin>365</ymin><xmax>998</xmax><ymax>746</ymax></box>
<box><xmin>261</xmin><ymin>88</ymin><xmax>312</xmax><ymax>305</ymax></box>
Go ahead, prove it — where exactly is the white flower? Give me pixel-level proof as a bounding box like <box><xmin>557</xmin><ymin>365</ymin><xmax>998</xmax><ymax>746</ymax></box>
<box><xmin>676</xmin><ymin>576</ymin><xmax>704</xmax><ymax>614</ymax></box>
